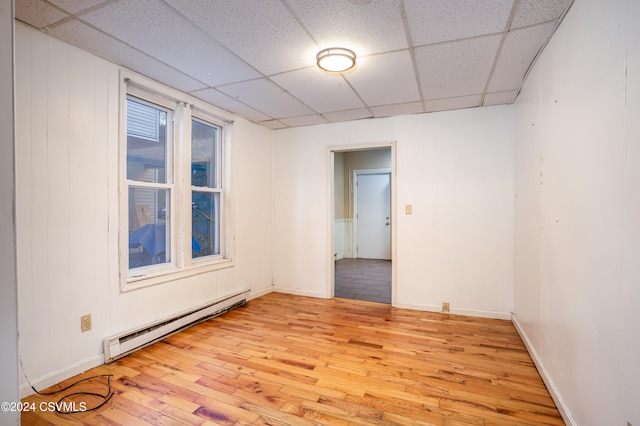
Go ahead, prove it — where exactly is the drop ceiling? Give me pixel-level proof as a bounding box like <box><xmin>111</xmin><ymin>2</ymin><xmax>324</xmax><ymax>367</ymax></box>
<box><xmin>15</xmin><ymin>0</ymin><xmax>574</xmax><ymax>129</ymax></box>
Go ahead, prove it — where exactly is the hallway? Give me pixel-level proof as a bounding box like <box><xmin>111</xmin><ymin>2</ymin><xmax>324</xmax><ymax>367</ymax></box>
<box><xmin>334</xmin><ymin>258</ymin><xmax>391</xmax><ymax>304</ymax></box>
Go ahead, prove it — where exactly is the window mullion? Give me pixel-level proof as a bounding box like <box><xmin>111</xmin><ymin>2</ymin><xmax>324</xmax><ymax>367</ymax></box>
<box><xmin>178</xmin><ymin>103</ymin><xmax>193</xmax><ymax>269</ymax></box>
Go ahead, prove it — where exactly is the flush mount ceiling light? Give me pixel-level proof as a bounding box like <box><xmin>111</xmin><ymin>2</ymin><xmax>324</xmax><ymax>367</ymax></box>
<box><xmin>316</xmin><ymin>47</ymin><xmax>356</xmax><ymax>73</ymax></box>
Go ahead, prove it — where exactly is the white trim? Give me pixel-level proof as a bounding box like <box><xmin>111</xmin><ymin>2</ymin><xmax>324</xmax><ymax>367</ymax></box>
<box><xmin>125</xmin><ymin>258</ymin><xmax>234</xmax><ymax>290</ymax></box>
<box><xmin>20</xmin><ymin>355</ymin><xmax>103</xmax><ymax>399</ymax></box>
<box><xmin>248</xmin><ymin>286</ymin><xmax>274</xmax><ymax>301</ymax></box>
<box><xmin>395</xmin><ymin>302</ymin><xmax>512</xmax><ymax>320</ymax></box>
<box><xmin>511</xmin><ymin>314</ymin><xmax>577</xmax><ymax>426</ymax></box>
<box><xmin>326</xmin><ymin>142</ymin><xmax>397</xmax><ymax>305</ymax></box>
<box><xmin>272</xmin><ymin>287</ymin><xmax>331</xmax><ymax>299</ymax></box>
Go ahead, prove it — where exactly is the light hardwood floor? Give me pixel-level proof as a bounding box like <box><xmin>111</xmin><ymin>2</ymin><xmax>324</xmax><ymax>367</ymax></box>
<box><xmin>21</xmin><ymin>293</ymin><xmax>564</xmax><ymax>425</ymax></box>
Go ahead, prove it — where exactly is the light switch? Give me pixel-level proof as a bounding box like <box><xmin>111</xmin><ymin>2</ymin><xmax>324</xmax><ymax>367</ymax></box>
<box><xmin>405</xmin><ymin>205</ymin><xmax>412</xmax><ymax>215</ymax></box>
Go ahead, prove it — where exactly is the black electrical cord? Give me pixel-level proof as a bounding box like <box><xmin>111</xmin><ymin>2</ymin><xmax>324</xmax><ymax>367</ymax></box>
<box><xmin>20</xmin><ymin>357</ymin><xmax>115</xmax><ymax>414</ymax></box>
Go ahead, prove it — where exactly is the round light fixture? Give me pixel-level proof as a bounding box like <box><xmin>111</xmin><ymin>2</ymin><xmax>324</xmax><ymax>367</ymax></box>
<box><xmin>316</xmin><ymin>47</ymin><xmax>356</xmax><ymax>73</ymax></box>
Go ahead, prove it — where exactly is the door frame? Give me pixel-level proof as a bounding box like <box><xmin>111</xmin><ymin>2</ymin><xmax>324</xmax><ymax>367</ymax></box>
<box><xmin>353</xmin><ymin>168</ymin><xmax>391</xmax><ymax>260</ymax></box>
<box><xmin>326</xmin><ymin>141</ymin><xmax>397</xmax><ymax>306</ymax></box>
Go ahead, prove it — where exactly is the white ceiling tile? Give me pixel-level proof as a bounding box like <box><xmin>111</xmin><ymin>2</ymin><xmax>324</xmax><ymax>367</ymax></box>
<box><xmin>404</xmin><ymin>0</ymin><xmax>514</xmax><ymax>45</ymax></box>
<box><xmin>425</xmin><ymin>95</ymin><xmax>481</xmax><ymax>112</ymax></box>
<box><xmin>79</xmin><ymin>0</ymin><xmax>261</xmax><ymax>86</ymax></box>
<box><xmin>371</xmin><ymin>102</ymin><xmax>424</xmax><ymax>118</ymax></box>
<box><xmin>512</xmin><ymin>0</ymin><xmax>574</xmax><ymax>28</ymax></box>
<box><xmin>345</xmin><ymin>50</ymin><xmax>420</xmax><ymax>106</ymax></box>
<box><xmin>16</xmin><ymin>0</ymin><xmax>575</xmax><ymax>128</ymax></box>
<box><xmin>217</xmin><ymin>78</ymin><xmax>315</xmax><ymax>118</ymax></box>
<box><xmin>415</xmin><ymin>35</ymin><xmax>502</xmax><ymax>100</ymax></box>
<box><xmin>483</xmin><ymin>90</ymin><xmax>518</xmax><ymax>106</ymax></box>
<box><xmin>191</xmin><ymin>88</ymin><xmax>271</xmax><ymax>123</ymax></box>
<box><xmin>165</xmin><ymin>0</ymin><xmax>315</xmax><ymax>75</ymax></box>
<box><xmin>270</xmin><ymin>68</ymin><xmax>364</xmax><ymax>113</ymax></box>
<box><xmin>48</xmin><ymin>0</ymin><xmax>107</xmax><ymax>14</ymax></box>
<box><xmin>15</xmin><ymin>0</ymin><xmax>70</xmax><ymax>29</ymax></box>
<box><xmin>259</xmin><ymin>119</ymin><xmax>289</xmax><ymax>130</ymax></box>
<box><xmin>488</xmin><ymin>22</ymin><xmax>556</xmax><ymax>92</ymax></box>
<box><xmin>286</xmin><ymin>0</ymin><xmax>407</xmax><ymax>56</ymax></box>
<box><xmin>279</xmin><ymin>114</ymin><xmax>329</xmax><ymax>127</ymax></box>
<box><xmin>48</xmin><ymin>20</ymin><xmax>208</xmax><ymax>93</ymax></box>
<box><xmin>323</xmin><ymin>108</ymin><xmax>372</xmax><ymax>123</ymax></box>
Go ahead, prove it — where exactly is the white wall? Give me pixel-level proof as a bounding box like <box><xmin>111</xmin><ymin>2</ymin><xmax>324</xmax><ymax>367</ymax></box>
<box><xmin>513</xmin><ymin>0</ymin><xmax>640</xmax><ymax>424</ymax></box>
<box><xmin>15</xmin><ymin>23</ymin><xmax>273</xmax><ymax>393</ymax></box>
<box><xmin>1</xmin><ymin>1</ymin><xmax>19</xmax><ymax>424</ymax></box>
<box><xmin>273</xmin><ymin>107</ymin><xmax>514</xmax><ymax>317</ymax></box>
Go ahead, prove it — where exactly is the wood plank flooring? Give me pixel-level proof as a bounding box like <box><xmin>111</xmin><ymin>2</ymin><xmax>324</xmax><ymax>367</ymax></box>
<box><xmin>21</xmin><ymin>293</ymin><xmax>564</xmax><ymax>425</ymax></box>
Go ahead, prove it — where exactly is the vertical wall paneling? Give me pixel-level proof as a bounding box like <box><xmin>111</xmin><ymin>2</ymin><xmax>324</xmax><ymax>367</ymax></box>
<box><xmin>47</xmin><ymin>30</ymin><xmax>73</xmax><ymax>371</ymax></box>
<box><xmin>15</xmin><ymin>23</ymin><xmax>273</xmax><ymax>393</ymax></box>
<box><xmin>28</xmin><ymin>28</ymin><xmax>52</xmax><ymax>378</ymax></box>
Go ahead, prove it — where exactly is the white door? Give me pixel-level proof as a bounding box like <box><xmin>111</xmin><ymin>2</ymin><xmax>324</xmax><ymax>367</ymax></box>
<box><xmin>356</xmin><ymin>172</ymin><xmax>391</xmax><ymax>259</ymax></box>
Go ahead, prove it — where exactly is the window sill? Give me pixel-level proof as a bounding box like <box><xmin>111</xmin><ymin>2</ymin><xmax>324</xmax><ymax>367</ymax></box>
<box><xmin>123</xmin><ymin>258</ymin><xmax>234</xmax><ymax>292</ymax></box>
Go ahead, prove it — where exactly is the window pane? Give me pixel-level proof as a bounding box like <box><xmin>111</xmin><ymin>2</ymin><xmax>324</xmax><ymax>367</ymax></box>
<box><xmin>127</xmin><ymin>98</ymin><xmax>169</xmax><ymax>183</ymax></box>
<box><xmin>191</xmin><ymin>119</ymin><xmax>217</xmax><ymax>188</ymax></box>
<box><xmin>128</xmin><ymin>187</ymin><xmax>171</xmax><ymax>269</ymax></box>
<box><xmin>192</xmin><ymin>191</ymin><xmax>220</xmax><ymax>258</ymax></box>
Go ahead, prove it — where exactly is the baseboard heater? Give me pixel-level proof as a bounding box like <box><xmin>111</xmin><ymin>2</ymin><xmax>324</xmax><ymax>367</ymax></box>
<box><xmin>103</xmin><ymin>289</ymin><xmax>250</xmax><ymax>363</ymax></box>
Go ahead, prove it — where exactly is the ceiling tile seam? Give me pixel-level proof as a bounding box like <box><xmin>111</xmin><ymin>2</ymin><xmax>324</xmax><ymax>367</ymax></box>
<box><xmin>479</xmin><ymin>0</ymin><xmax>521</xmax><ymax>107</ymax></box>
<box><xmin>161</xmin><ymin>0</ymin><xmax>344</xmax><ymax>120</ymax></box>
<box><xmin>26</xmin><ymin>1</ymin><xmax>219</xmax><ymax>94</ymax></box>
<box><xmin>189</xmin><ymin>87</ymin><xmax>275</xmax><ymax>121</ymax></box>
<box><xmin>410</xmin><ymin>31</ymin><xmax>510</xmax><ymax>52</ymax></box>
<box><xmin>277</xmin><ymin>0</ymin><xmax>374</xmax><ymax>122</ymax></box>
<box><xmin>425</xmin><ymin>93</ymin><xmax>484</xmax><ymax>103</ymax></box>
<box><xmin>399</xmin><ymin>0</ymin><xmax>426</xmax><ymax>113</ymax></box>
<box><xmin>160</xmin><ymin>0</ymin><xmax>268</xmax><ymax>80</ymax></box>
<box><xmin>206</xmin><ymin>74</ymin><xmax>333</xmax><ymax>121</ymax></box>
<box><xmin>280</xmin><ymin>0</ymin><xmax>320</xmax><ymax>47</ymax></box>
<box><xmin>338</xmin><ymin>75</ymin><xmax>374</xmax><ymax>120</ymax></box>
<box><xmin>486</xmin><ymin>89</ymin><xmax>519</xmax><ymax>96</ymax></box>
<box><xmin>511</xmin><ymin>0</ymin><xmax>576</xmax><ymax>103</ymax></box>
<box><xmin>42</xmin><ymin>14</ymin><xmax>215</xmax><ymax>93</ymax></box>
<box><xmin>39</xmin><ymin>0</ymin><xmax>117</xmax><ymax>30</ymax></box>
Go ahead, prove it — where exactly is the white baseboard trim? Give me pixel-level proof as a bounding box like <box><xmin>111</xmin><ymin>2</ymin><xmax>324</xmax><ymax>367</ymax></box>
<box><xmin>20</xmin><ymin>354</ymin><xmax>103</xmax><ymax>399</ymax></box>
<box><xmin>272</xmin><ymin>287</ymin><xmax>329</xmax><ymax>299</ymax></box>
<box><xmin>248</xmin><ymin>286</ymin><xmax>274</xmax><ymax>301</ymax></box>
<box><xmin>511</xmin><ymin>314</ymin><xmax>576</xmax><ymax>426</ymax></box>
<box><xmin>395</xmin><ymin>302</ymin><xmax>512</xmax><ymax>320</ymax></box>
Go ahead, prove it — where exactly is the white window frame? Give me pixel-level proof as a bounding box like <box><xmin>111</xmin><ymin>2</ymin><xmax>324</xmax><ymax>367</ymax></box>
<box><xmin>119</xmin><ymin>70</ymin><xmax>234</xmax><ymax>291</ymax></box>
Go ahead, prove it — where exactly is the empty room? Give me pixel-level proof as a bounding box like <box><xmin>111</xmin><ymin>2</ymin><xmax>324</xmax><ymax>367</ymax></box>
<box><xmin>1</xmin><ymin>0</ymin><xmax>639</xmax><ymax>425</ymax></box>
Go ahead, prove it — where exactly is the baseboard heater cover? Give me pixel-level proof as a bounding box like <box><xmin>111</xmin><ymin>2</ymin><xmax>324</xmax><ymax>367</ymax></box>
<box><xmin>104</xmin><ymin>289</ymin><xmax>249</xmax><ymax>363</ymax></box>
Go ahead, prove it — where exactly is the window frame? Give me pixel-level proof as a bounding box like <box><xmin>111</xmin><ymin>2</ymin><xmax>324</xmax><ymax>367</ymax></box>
<box><xmin>186</xmin><ymin>112</ymin><xmax>225</xmax><ymax>265</ymax></box>
<box><xmin>119</xmin><ymin>71</ymin><xmax>234</xmax><ymax>291</ymax></box>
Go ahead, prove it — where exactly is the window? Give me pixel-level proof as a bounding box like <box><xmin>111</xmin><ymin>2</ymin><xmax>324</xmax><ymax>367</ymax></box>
<box><xmin>191</xmin><ymin>119</ymin><xmax>221</xmax><ymax>258</ymax></box>
<box><xmin>122</xmin><ymin>74</ymin><xmax>232</xmax><ymax>289</ymax></box>
<box><xmin>126</xmin><ymin>97</ymin><xmax>173</xmax><ymax>269</ymax></box>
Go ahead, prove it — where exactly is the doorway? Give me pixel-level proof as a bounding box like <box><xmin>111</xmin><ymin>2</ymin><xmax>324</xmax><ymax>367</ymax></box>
<box><xmin>329</xmin><ymin>145</ymin><xmax>395</xmax><ymax>305</ymax></box>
